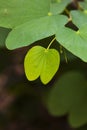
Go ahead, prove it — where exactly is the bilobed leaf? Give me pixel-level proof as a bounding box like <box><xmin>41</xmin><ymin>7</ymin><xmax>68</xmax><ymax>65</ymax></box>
<box><xmin>24</xmin><ymin>46</ymin><xmax>60</xmax><ymax>84</ymax></box>
<box><xmin>47</xmin><ymin>71</ymin><xmax>87</xmax><ymax>127</ymax></box>
<box><xmin>0</xmin><ymin>0</ymin><xmax>50</xmax><ymax>28</ymax></box>
<box><xmin>6</xmin><ymin>15</ymin><xmax>67</xmax><ymax>49</ymax></box>
<box><xmin>56</xmin><ymin>24</ymin><xmax>87</xmax><ymax>62</ymax></box>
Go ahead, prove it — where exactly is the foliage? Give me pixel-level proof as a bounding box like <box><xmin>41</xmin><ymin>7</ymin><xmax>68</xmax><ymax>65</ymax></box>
<box><xmin>0</xmin><ymin>0</ymin><xmax>87</xmax><ymax>129</ymax></box>
<box><xmin>47</xmin><ymin>71</ymin><xmax>87</xmax><ymax>127</ymax></box>
<box><xmin>24</xmin><ymin>45</ymin><xmax>60</xmax><ymax>84</ymax></box>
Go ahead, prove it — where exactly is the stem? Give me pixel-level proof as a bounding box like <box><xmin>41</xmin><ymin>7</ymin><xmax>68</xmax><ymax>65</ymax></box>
<box><xmin>60</xmin><ymin>45</ymin><xmax>63</xmax><ymax>54</ymax></box>
<box><xmin>77</xmin><ymin>3</ymin><xmax>83</xmax><ymax>10</ymax></box>
<box><xmin>47</xmin><ymin>37</ymin><xmax>56</xmax><ymax>50</ymax></box>
<box><xmin>65</xmin><ymin>9</ymin><xmax>70</xmax><ymax>16</ymax></box>
<box><xmin>63</xmin><ymin>49</ymin><xmax>68</xmax><ymax>63</ymax></box>
<box><xmin>60</xmin><ymin>45</ymin><xmax>68</xmax><ymax>63</ymax></box>
<box><xmin>65</xmin><ymin>9</ymin><xmax>72</xmax><ymax>21</ymax></box>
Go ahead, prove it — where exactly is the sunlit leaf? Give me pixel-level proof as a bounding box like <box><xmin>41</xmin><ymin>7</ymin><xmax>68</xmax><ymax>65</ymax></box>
<box><xmin>24</xmin><ymin>46</ymin><xmax>60</xmax><ymax>84</ymax></box>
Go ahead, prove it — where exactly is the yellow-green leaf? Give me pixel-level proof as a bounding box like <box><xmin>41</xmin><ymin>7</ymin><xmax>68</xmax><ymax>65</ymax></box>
<box><xmin>24</xmin><ymin>46</ymin><xmax>60</xmax><ymax>84</ymax></box>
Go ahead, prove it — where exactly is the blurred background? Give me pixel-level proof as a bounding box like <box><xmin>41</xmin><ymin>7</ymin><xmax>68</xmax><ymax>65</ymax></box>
<box><xmin>0</xmin><ymin>26</ymin><xmax>87</xmax><ymax>130</ymax></box>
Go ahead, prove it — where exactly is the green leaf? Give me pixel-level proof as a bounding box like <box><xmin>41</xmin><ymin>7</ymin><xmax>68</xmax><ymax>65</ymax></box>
<box><xmin>50</xmin><ymin>0</ymin><xmax>70</xmax><ymax>14</ymax></box>
<box><xmin>71</xmin><ymin>11</ymin><xmax>87</xmax><ymax>28</ymax></box>
<box><xmin>79</xmin><ymin>0</ymin><xmax>87</xmax><ymax>10</ymax></box>
<box><xmin>24</xmin><ymin>46</ymin><xmax>60</xmax><ymax>84</ymax></box>
<box><xmin>0</xmin><ymin>0</ymin><xmax>50</xmax><ymax>28</ymax></box>
<box><xmin>0</xmin><ymin>0</ymin><xmax>68</xmax><ymax>50</ymax></box>
<box><xmin>0</xmin><ymin>27</ymin><xmax>11</xmax><ymax>47</ymax></box>
<box><xmin>69</xmin><ymin>100</ymin><xmax>87</xmax><ymax>127</ymax></box>
<box><xmin>6</xmin><ymin>15</ymin><xmax>67</xmax><ymax>49</ymax></box>
<box><xmin>77</xmin><ymin>125</ymin><xmax>87</xmax><ymax>130</ymax></box>
<box><xmin>47</xmin><ymin>71</ymin><xmax>87</xmax><ymax>127</ymax></box>
<box><xmin>56</xmin><ymin>24</ymin><xmax>87</xmax><ymax>62</ymax></box>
